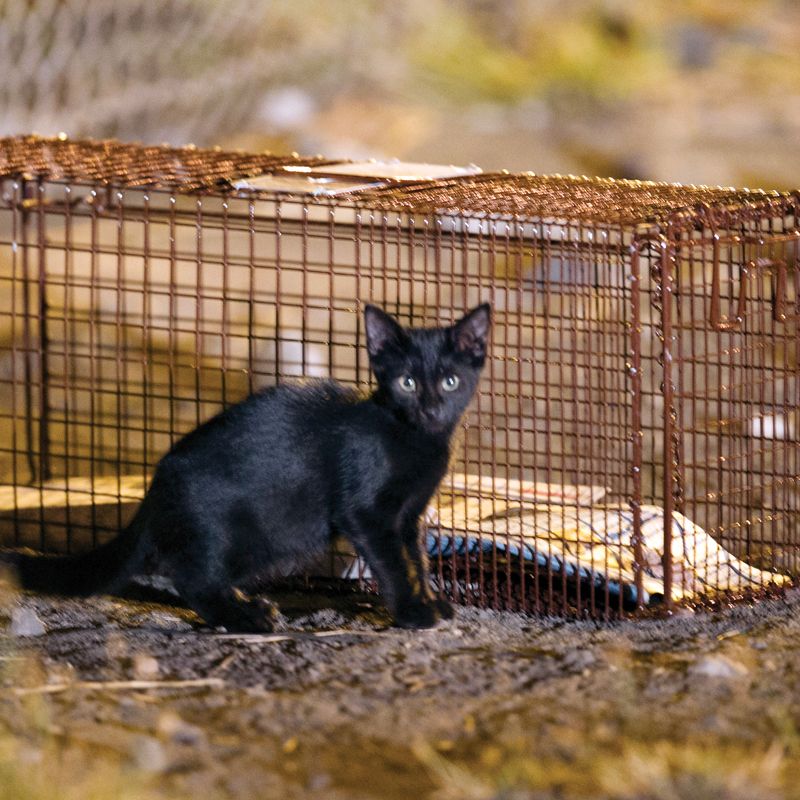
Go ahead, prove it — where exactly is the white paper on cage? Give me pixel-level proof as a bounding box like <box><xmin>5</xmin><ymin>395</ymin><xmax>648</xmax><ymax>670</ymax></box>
<box><xmin>232</xmin><ymin>173</ymin><xmax>386</xmax><ymax>196</ymax></box>
<box><xmin>234</xmin><ymin>160</ymin><xmax>482</xmax><ymax>196</ymax></box>
<box><xmin>310</xmin><ymin>161</ymin><xmax>482</xmax><ymax>181</ymax></box>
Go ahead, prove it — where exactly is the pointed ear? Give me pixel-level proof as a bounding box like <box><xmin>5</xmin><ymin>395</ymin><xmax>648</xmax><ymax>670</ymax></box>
<box><xmin>452</xmin><ymin>303</ymin><xmax>491</xmax><ymax>363</ymax></box>
<box><xmin>364</xmin><ymin>304</ymin><xmax>407</xmax><ymax>358</ymax></box>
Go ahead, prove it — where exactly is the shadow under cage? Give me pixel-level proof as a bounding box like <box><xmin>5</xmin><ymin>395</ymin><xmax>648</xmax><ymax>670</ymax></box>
<box><xmin>0</xmin><ymin>136</ymin><xmax>797</xmax><ymax>618</ymax></box>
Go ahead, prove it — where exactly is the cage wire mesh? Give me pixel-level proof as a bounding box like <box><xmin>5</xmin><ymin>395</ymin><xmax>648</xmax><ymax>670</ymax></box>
<box><xmin>0</xmin><ymin>135</ymin><xmax>798</xmax><ymax>618</ymax></box>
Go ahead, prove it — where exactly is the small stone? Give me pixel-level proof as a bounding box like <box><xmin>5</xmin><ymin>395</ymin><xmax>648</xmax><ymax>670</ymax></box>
<box><xmin>688</xmin><ymin>654</ymin><xmax>748</xmax><ymax>680</ymax></box>
<box><xmin>10</xmin><ymin>607</ymin><xmax>46</xmax><ymax>637</ymax></box>
<box><xmin>307</xmin><ymin>772</ymin><xmax>331</xmax><ymax>792</ymax></box>
<box><xmin>157</xmin><ymin>712</ymin><xmax>205</xmax><ymax>747</ymax></box>
<box><xmin>130</xmin><ymin>736</ymin><xmax>168</xmax><ymax>774</ymax></box>
<box><xmin>562</xmin><ymin>650</ymin><xmax>596</xmax><ymax>672</ymax></box>
<box><xmin>133</xmin><ymin>654</ymin><xmax>160</xmax><ymax>680</ymax></box>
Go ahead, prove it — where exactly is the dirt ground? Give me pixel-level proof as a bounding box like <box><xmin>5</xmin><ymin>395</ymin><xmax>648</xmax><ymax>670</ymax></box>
<box><xmin>2</xmin><ymin>580</ymin><xmax>800</xmax><ymax>800</ymax></box>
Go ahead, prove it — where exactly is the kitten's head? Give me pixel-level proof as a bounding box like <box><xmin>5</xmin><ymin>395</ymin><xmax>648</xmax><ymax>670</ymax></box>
<box><xmin>364</xmin><ymin>303</ymin><xmax>491</xmax><ymax>435</ymax></box>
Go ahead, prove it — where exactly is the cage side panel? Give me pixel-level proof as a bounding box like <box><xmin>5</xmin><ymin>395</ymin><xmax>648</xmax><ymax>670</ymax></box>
<box><xmin>670</xmin><ymin>207</ymin><xmax>800</xmax><ymax>594</ymax></box>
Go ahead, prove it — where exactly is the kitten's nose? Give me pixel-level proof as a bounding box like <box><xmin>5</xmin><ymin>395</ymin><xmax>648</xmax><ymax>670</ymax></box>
<box><xmin>422</xmin><ymin>407</ymin><xmax>442</xmax><ymax>426</ymax></box>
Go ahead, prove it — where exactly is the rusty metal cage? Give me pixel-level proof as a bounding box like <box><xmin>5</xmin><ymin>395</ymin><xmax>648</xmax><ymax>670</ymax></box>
<box><xmin>0</xmin><ymin>135</ymin><xmax>798</xmax><ymax>618</ymax></box>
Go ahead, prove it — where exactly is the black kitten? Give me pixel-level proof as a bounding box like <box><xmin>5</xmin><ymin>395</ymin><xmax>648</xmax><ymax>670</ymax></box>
<box><xmin>9</xmin><ymin>303</ymin><xmax>491</xmax><ymax>631</ymax></box>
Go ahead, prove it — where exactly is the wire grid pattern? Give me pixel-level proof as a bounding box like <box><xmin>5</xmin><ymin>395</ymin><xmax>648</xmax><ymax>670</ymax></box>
<box><xmin>0</xmin><ymin>136</ymin><xmax>339</xmax><ymax>191</ymax></box>
<box><xmin>0</xmin><ymin>136</ymin><xmax>797</xmax><ymax>616</ymax></box>
<box><xmin>369</xmin><ymin>173</ymin><xmax>793</xmax><ymax>226</ymax></box>
<box><xmin>667</xmin><ymin>222</ymin><xmax>800</xmax><ymax>592</ymax></box>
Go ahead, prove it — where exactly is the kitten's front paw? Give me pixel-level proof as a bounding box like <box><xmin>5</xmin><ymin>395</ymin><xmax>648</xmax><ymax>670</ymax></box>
<box><xmin>221</xmin><ymin>592</ymin><xmax>281</xmax><ymax>633</ymax></box>
<box><xmin>394</xmin><ymin>600</ymin><xmax>440</xmax><ymax>630</ymax></box>
<box><xmin>433</xmin><ymin>598</ymin><xmax>455</xmax><ymax>620</ymax></box>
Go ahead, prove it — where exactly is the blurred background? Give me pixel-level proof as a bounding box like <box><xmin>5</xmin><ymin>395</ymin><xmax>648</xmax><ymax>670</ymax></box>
<box><xmin>1</xmin><ymin>0</ymin><xmax>799</xmax><ymax>187</ymax></box>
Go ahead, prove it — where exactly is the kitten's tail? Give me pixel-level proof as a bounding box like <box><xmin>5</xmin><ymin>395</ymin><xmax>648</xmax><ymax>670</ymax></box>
<box><xmin>6</xmin><ymin>499</ymin><xmax>152</xmax><ymax>597</ymax></box>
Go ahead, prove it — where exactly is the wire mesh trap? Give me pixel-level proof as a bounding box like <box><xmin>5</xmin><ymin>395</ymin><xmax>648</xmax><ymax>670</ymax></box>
<box><xmin>0</xmin><ymin>135</ymin><xmax>798</xmax><ymax>618</ymax></box>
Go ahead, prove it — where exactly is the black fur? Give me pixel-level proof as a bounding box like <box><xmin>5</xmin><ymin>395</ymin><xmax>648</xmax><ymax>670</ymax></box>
<box><xmin>9</xmin><ymin>303</ymin><xmax>491</xmax><ymax>631</ymax></box>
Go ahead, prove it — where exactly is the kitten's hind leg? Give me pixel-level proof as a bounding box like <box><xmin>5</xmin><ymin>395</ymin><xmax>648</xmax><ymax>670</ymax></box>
<box><xmin>179</xmin><ymin>582</ymin><xmax>280</xmax><ymax>633</ymax></box>
<box><xmin>161</xmin><ymin>510</ymin><xmax>280</xmax><ymax>633</ymax></box>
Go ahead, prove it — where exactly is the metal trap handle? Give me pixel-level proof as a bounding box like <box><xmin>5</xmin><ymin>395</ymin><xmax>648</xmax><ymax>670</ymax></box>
<box><xmin>710</xmin><ymin>251</ymin><xmax>789</xmax><ymax>331</ymax></box>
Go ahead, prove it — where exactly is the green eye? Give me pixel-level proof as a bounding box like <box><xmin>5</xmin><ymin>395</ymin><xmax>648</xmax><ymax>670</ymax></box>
<box><xmin>441</xmin><ymin>375</ymin><xmax>460</xmax><ymax>392</ymax></box>
<box><xmin>398</xmin><ymin>375</ymin><xmax>417</xmax><ymax>393</ymax></box>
